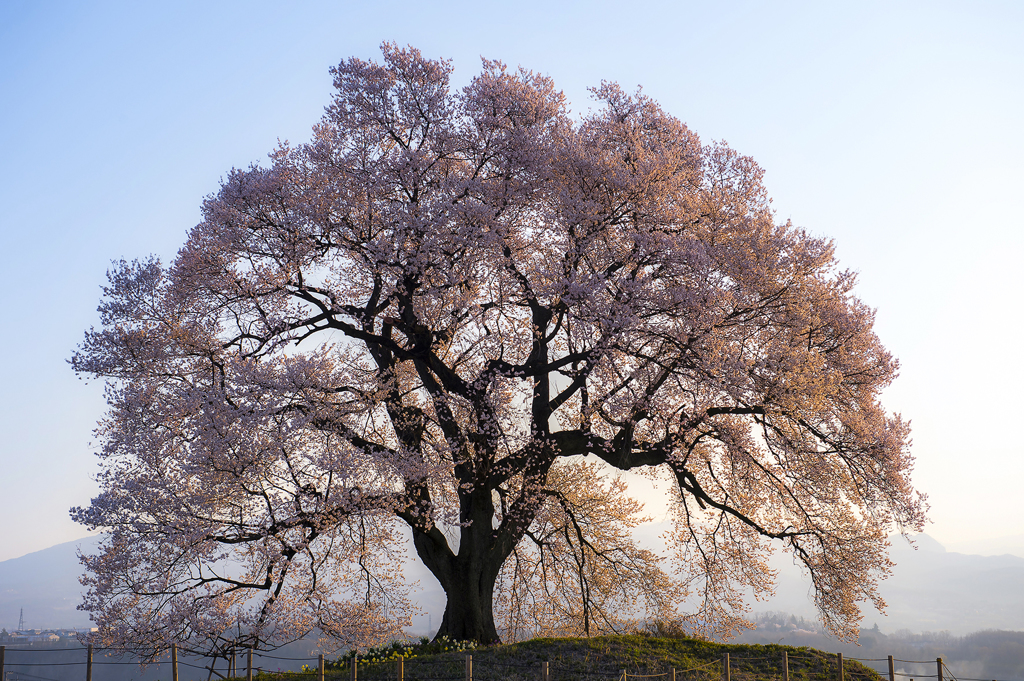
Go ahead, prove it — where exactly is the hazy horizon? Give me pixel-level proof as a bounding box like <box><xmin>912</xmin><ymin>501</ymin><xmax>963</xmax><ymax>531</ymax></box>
<box><xmin>5</xmin><ymin>529</ymin><xmax>1024</xmax><ymax>637</ymax></box>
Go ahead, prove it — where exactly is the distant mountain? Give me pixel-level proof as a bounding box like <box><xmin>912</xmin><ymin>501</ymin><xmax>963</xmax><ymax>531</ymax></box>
<box><xmin>946</xmin><ymin>533</ymin><xmax>1024</xmax><ymax>558</ymax></box>
<box><xmin>753</xmin><ymin>533</ymin><xmax>1024</xmax><ymax>634</ymax></box>
<box><xmin>3</xmin><ymin>533</ymin><xmax>1022</xmax><ymax>635</ymax></box>
<box><xmin>0</xmin><ymin>535</ymin><xmax>100</xmax><ymax>630</ymax></box>
<box><xmin>875</xmin><ymin>537</ymin><xmax>1024</xmax><ymax>632</ymax></box>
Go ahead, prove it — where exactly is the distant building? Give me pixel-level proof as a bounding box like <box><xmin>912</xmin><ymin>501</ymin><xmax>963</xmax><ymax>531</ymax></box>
<box><xmin>4</xmin><ymin>629</ymin><xmax>79</xmax><ymax>643</ymax></box>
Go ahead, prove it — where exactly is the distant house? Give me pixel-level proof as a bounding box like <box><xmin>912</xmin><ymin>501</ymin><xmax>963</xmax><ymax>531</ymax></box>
<box><xmin>1</xmin><ymin>628</ymin><xmax>95</xmax><ymax>644</ymax></box>
<box><xmin>6</xmin><ymin>630</ymin><xmax>62</xmax><ymax>643</ymax></box>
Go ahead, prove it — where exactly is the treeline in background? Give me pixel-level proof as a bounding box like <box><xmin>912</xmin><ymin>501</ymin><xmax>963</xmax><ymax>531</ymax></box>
<box><xmin>734</xmin><ymin>612</ymin><xmax>1024</xmax><ymax>680</ymax></box>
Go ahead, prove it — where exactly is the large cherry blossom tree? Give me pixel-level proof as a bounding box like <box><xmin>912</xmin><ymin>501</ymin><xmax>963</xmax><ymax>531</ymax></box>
<box><xmin>72</xmin><ymin>44</ymin><xmax>926</xmax><ymax>651</ymax></box>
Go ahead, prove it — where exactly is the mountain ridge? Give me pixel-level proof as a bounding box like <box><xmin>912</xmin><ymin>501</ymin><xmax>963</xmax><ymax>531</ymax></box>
<box><xmin>3</xmin><ymin>534</ymin><xmax>1022</xmax><ymax>634</ymax></box>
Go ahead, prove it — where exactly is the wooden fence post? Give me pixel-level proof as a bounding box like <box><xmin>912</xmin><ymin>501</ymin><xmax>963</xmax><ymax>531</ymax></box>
<box><xmin>783</xmin><ymin>651</ymin><xmax>789</xmax><ymax>681</ymax></box>
<box><xmin>172</xmin><ymin>644</ymin><xmax>179</xmax><ymax>681</ymax></box>
<box><xmin>350</xmin><ymin>654</ymin><xmax>358</xmax><ymax>681</ymax></box>
<box><xmin>838</xmin><ymin>653</ymin><xmax>844</xmax><ymax>681</ymax></box>
<box><xmin>888</xmin><ymin>656</ymin><xmax>895</xmax><ymax>681</ymax></box>
<box><xmin>620</xmin><ymin>668</ymin><xmax>626</xmax><ymax>681</ymax></box>
<box><xmin>398</xmin><ymin>655</ymin><xmax>404</xmax><ymax>681</ymax></box>
<box><xmin>319</xmin><ymin>653</ymin><xmax>325</xmax><ymax>681</ymax></box>
<box><xmin>248</xmin><ymin>648</ymin><xmax>253</xmax><ymax>681</ymax></box>
<box><xmin>87</xmin><ymin>643</ymin><xmax>94</xmax><ymax>681</ymax></box>
<box><xmin>671</xmin><ymin>668</ymin><xmax>676</xmax><ymax>681</ymax></box>
<box><xmin>466</xmin><ymin>654</ymin><xmax>473</xmax><ymax>681</ymax></box>
<box><xmin>937</xmin><ymin>658</ymin><xmax>943</xmax><ymax>681</ymax></box>
<box><xmin>722</xmin><ymin>653</ymin><xmax>730</xmax><ymax>681</ymax></box>
<box><xmin>543</xmin><ymin>661</ymin><xmax>549</xmax><ymax>681</ymax></box>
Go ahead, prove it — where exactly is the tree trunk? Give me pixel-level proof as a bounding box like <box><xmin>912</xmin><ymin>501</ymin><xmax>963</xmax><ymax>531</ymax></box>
<box><xmin>434</xmin><ymin>562</ymin><xmax>500</xmax><ymax>643</ymax></box>
<box><xmin>412</xmin><ymin>504</ymin><xmax>511</xmax><ymax>643</ymax></box>
<box><xmin>413</xmin><ymin>528</ymin><xmax>506</xmax><ymax>643</ymax></box>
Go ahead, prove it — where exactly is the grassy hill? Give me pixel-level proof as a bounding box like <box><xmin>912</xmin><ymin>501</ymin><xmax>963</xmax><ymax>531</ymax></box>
<box><xmin>259</xmin><ymin>635</ymin><xmax>883</xmax><ymax>681</ymax></box>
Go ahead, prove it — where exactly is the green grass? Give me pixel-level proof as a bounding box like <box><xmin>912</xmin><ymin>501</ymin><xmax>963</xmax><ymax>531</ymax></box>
<box><xmin>238</xmin><ymin>635</ymin><xmax>882</xmax><ymax>681</ymax></box>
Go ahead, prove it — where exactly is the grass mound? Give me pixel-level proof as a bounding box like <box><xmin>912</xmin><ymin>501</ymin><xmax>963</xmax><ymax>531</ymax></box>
<box><xmin>294</xmin><ymin>635</ymin><xmax>882</xmax><ymax>681</ymax></box>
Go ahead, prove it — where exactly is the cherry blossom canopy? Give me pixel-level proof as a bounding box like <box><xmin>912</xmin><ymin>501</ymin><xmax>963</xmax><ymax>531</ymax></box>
<box><xmin>72</xmin><ymin>44</ymin><xmax>926</xmax><ymax>651</ymax></box>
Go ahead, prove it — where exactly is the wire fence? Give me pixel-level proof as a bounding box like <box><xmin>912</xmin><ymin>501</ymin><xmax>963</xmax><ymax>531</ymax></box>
<box><xmin>1</xmin><ymin>644</ymin><xmax>1021</xmax><ymax>681</ymax></box>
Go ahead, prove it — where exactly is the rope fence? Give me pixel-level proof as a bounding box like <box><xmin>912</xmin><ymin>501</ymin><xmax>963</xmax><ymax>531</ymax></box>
<box><xmin>1</xmin><ymin>644</ymin><xmax>1021</xmax><ymax>681</ymax></box>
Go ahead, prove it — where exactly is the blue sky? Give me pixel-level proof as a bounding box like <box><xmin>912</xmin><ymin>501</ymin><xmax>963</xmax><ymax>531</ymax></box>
<box><xmin>1</xmin><ymin>0</ymin><xmax>1022</xmax><ymax>563</ymax></box>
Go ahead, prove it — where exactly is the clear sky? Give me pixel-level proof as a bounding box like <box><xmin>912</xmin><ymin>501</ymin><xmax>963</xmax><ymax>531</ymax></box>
<box><xmin>1</xmin><ymin>0</ymin><xmax>1022</xmax><ymax>563</ymax></box>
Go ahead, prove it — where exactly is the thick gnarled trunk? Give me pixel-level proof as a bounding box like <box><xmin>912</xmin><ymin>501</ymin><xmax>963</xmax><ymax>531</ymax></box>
<box><xmin>434</xmin><ymin>559</ymin><xmax>501</xmax><ymax>642</ymax></box>
<box><xmin>413</xmin><ymin>531</ymin><xmax>506</xmax><ymax>643</ymax></box>
<box><xmin>410</xmin><ymin>487</ymin><xmax>516</xmax><ymax>644</ymax></box>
